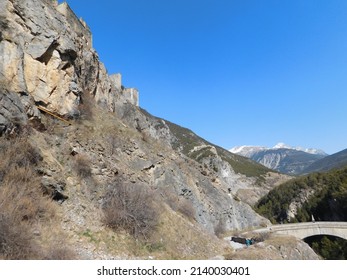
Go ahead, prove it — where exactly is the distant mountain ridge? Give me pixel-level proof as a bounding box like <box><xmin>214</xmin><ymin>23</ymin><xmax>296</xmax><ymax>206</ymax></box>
<box><xmin>230</xmin><ymin>143</ymin><xmax>328</xmax><ymax>175</ymax></box>
<box><xmin>230</xmin><ymin>143</ymin><xmax>327</xmax><ymax>157</ymax></box>
<box><xmin>302</xmin><ymin>148</ymin><xmax>347</xmax><ymax>174</ymax></box>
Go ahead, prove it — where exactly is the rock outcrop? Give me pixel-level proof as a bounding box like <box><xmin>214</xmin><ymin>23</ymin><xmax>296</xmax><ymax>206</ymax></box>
<box><xmin>0</xmin><ymin>0</ymin><xmax>138</xmax><ymax>131</ymax></box>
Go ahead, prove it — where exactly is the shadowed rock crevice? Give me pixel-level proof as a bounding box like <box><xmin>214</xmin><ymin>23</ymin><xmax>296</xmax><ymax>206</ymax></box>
<box><xmin>36</xmin><ymin>40</ymin><xmax>59</xmax><ymax>64</ymax></box>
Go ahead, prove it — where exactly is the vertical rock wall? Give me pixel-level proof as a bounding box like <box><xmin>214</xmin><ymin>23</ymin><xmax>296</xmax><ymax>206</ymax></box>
<box><xmin>0</xmin><ymin>0</ymin><xmax>137</xmax><ymax>132</ymax></box>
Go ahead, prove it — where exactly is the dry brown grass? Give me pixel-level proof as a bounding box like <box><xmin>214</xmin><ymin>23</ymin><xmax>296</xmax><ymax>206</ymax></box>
<box><xmin>149</xmin><ymin>206</ymin><xmax>230</xmax><ymax>259</ymax></box>
<box><xmin>42</xmin><ymin>238</ymin><xmax>76</xmax><ymax>260</ymax></box>
<box><xmin>0</xmin><ymin>213</ymin><xmax>37</xmax><ymax>259</ymax></box>
<box><xmin>0</xmin><ymin>136</ymin><xmax>74</xmax><ymax>259</ymax></box>
<box><xmin>177</xmin><ymin>198</ymin><xmax>196</xmax><ymax>221</ymax></box>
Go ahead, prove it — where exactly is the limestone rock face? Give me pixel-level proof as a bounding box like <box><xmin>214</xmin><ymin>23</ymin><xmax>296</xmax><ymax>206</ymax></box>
<box><xmin>0</xmin><ymin>0</ymin><xmax>137</xmax><ymax>122</ymax></box>
<box><xmin>116</xmin><ymin>104</ymin><xmax>272</xmax><ymax>232</ymax></box>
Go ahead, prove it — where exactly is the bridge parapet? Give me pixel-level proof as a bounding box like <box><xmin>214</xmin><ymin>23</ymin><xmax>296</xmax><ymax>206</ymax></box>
<box><xmin>251</xmin><ymin>222</ymin><xmax>347</xmax><ymax>240</ymax></box>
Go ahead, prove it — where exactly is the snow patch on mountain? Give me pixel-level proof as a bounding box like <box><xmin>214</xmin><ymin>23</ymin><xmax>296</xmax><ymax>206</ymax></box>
<box><xmin>229</xmin><ymin>143</ymin><xmax>328</xmax><ymax>175</ymax></box>
<box><xmin>229</xmin><ymin>145</ymin><xmax>267</xmax><ymax>157</ymax></box>
<box><xmin>230</xmin><ymin>143</ymin><xmax>327</xmax><ymax>157</ymax></box>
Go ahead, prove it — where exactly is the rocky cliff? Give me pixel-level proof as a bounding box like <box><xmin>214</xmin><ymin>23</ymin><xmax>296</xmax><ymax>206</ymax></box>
<box><xmin>0</xmin><ymin>0</ymin><xmax>138</xmax><ymax>132</ymax></box>
<box><xmin>0</xmin><ymin>0</ymin><xmax>312</xmax><ymax>260</ymax></box>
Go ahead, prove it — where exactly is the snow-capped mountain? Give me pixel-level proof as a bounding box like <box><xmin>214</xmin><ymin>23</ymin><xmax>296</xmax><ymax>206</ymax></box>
<box><xmin>230</xmin><ymin>143</ymin><xmax>328</xmax><ymax>175</ymax></box>
<box><xmin>272</xmin><ymin>143</ymin><xmax>327</xmax><ymax>156</ymax></box>
<box><xmin>229</xmin><ymin>145</ymin><xmax>268</xmax><ymax>158</ymax></box>
<box><xmin>230</xmin><ymin>143</ymin><xmax>327</xmax><ymax>157</ymax></box>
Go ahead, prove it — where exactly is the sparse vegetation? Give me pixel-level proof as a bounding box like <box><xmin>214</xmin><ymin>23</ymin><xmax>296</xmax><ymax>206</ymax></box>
<box><xmin>165</xmin><ymin>119</ymin><xmax>270</xmax><ymax>178</ymax></box>
<box><xmin>43</xmin><ymin>247</ymin><xmax>76</xmax><ymax>260</ymax></box>
<box><xmin>103</xmin><ymin>182</ymin><xmax>159</xmax><ymax>241</ymax></box>
<box><xmin>0</xmin><ymin>212</ymin><xmax>37</xmax><ymax>259</ymax></box>
<box><xmin>0</xmin><ymin>136</ymin><xmax>73</xmax><ymax>259</ymax></box>
<box><xmin>189</xmin><ymin>147</ymin><xmax>215</xmax><ymax>162</ymax></box>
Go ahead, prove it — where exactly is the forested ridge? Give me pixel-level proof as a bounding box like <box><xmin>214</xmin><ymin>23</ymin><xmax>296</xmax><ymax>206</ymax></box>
<box><xmin>256</xmin><ymin>167</ymin><xmax>347</xmax><ymax>223</ymax></box>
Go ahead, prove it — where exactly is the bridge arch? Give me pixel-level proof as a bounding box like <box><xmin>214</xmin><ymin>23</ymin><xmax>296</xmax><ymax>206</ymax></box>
<box><xmin>303</xmin><ymin>234</ymin><xmax>346</xmax><ymax>241</ymax></box>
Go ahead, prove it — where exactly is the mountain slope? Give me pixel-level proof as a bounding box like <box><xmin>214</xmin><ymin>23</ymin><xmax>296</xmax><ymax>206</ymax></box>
<box><xmin>164</xmin><ymin>119</ymin><xmax>272</xmax><ymax>178</ymax></box>
<box><xmin>1</xmin><ymin>0</ymin><xmax>297</xmax><ymax>260</ymax></box>
<box><xmin>230</xmin><ymin>144</ymin><xmax>327</xmax><ymax>175</ymax></box>
<box><xmin>302</xmin><ymin>149</ymin><xmax>347</xmax><ymax>174</ymax></box>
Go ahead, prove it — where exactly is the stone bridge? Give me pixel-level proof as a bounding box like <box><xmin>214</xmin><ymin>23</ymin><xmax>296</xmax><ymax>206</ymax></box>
<box><xmin>251</xmin><ymin>222</ymin><xmax>347</xmax><ymax>240</ymax></box>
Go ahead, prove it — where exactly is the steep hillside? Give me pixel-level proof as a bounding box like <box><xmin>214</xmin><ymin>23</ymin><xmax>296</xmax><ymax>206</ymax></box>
<box><xmin>163</xmin><ymin>119</ymin><xmax>272</xmax><ymax>178</ymax></box>
<box><xmin>134</xmin><ymin>110</ymin><xmax>290</xmax><ymax>206</ymax></box>
<box><xmin>302</xmin><ymin>149</ymin><xmax>347</xmax><ymax>174</ymax></box>
<box><xmin>0</xmin><ymin>0</ymin><xmax>305</xmax><ymax>260</ymax></box>
<box><xmin>230</xmin><ymin>144</ymin><xmax>327</xmax><ymax>175</ymax></box>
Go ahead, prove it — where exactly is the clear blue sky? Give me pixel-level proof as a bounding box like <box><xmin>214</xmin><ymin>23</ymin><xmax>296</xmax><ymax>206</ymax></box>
<box><xmin>62</xmin><ymin>0</ymin><xmax>347</xmax><ymax>154</ymax></box>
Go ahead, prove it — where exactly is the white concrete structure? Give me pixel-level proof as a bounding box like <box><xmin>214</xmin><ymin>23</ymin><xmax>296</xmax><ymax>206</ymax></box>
<box><xmin>252</xmin><ymin>222</ymin><xmax>347</xmax><ymax>240</ymax></box>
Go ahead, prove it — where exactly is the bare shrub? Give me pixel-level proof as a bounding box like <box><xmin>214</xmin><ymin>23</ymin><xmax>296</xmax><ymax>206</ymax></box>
<box><xmin>43</xmin><ymin>241</ymin><xmax>76</xmax><ymax>260</ymax></box>
<box><xmin>74</xmin><ymin>154</ymin><xmax>92</xmax><ymax>179</ymax></box>
<box><xmin>103</xmin><ymin>182</ymin><xmax>159</xmax><ymax>241</ymax></box>
<box><xmin>0</xmin><ymin>138</ymin><xmax>51</xmax><ymax>223</ymax></box>
<box><xmin>0</xmin><ymin>214</ymin><xmax>37</xmax><ymax>259</ymax></box>
<box><xmin>0</xmin><ymin>137</ymin><xmax>42</xmax><ymax>168</ymax></box>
